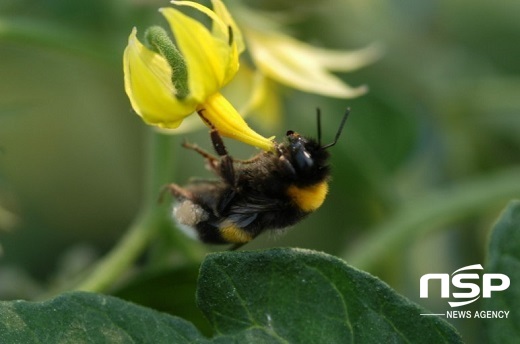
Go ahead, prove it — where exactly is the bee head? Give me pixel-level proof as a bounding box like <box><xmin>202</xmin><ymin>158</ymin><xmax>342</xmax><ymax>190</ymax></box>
<box><xmin>282</xmin><ymin>108</ymin><xmax>350</xmax><ymax>184</ymax></box>
<box><xmin>284</xmin><ymin>131</ymin><xmax>330</xmax><ymax>183</ymax></box>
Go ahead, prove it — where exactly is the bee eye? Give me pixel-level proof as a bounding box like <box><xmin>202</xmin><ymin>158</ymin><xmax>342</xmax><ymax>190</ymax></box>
<box><xmin>286</xmin><ymin>130</ymin><xmax>294</xmax><ymax>136</ymax></box>
<box><xmin>294</xmin><ymin>149</ymin><xmax>314</xmax><ymax>170</ymax></box>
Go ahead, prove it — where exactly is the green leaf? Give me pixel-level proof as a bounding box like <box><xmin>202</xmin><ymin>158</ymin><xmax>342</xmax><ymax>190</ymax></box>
<box><xmin>114</xmin><ymin>265</ymin><xmax>213</xmax><ymax>336</ymax></box>
<box><xmin>484</xmin><ymin>200</ymin><xmax>520</xmax><ymax>342</ymax></box>
<box><xmin>0</xmin><ymin>249</ymin><xmax>462</xmax><ymax>343</ymax></box>
<box><xmin>197</xmin><ymin>248</ymin><xmax>462</xmax><ymax>343</ymax></box>
<box><xmin>0</xmin><ymin>292</ymin><xmax>207</xmax><ymax>344</ymax></box>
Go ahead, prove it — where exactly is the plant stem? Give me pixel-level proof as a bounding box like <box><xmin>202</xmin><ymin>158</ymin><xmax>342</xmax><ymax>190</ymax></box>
<box><xmin>75</xmin><ymin>208</ymin><xmax>159</xmax><ymax>292</ymax></box>
<box><xmin>344</xmin><ymin>167</ymin><xmax>520</xmax><ymax>271</ymax></box>
<box><xmin>74</xmin><ymin>131</ymin><xmax>177</xmax><ymax>293</ymax></box>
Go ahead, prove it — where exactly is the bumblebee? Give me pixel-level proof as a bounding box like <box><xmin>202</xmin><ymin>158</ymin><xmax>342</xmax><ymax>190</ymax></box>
<box><xmin>164</xmin><ymin>108</ymin><xmax>350</xmax><ymax>249</ymax></box>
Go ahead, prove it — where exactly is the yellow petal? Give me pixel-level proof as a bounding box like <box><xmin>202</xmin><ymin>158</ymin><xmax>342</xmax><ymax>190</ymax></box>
<box><xmin>123</xmin><ymin>27</ymin><xmax>197</xmax><ymax>128</ymax></box>
<box><xmin>302</xmin><ymin>42</ymin><xmax>384</xmax><ymax>72</ymax></box>
<box><xmin>210</xmin><ymin>0</ymin><xmax>245</xmax><ymax>54</ymax></box>
<box><xmin>161</xmin><ymin>4</ymin><xmax>238</xmax><ymax>102</ymax></box>
<box><xmin>158</xmin><ymin>67</ymin><xmax>281</xmax><ymax>135</ymax></box>
<box><xmin>155</xmin><ymin>113</ymin><xmax>205</xmax><ymax>135</ymax></box>
<box><xmin>170</xmin><ymin>1</ymin><xmax>241</xmax><ymax>86</ymax></box>
<box><xmin>199</xmin><ymin>92</ymin><xmax>275</xmax><ymax>151</ymax></box>
<box><xmin>208</xmin><ymin>0</ymin><xmax>244</xmax><ymax>85</ymax></box>
<box><xmin>246</xmin><ymin>28</ymin><xmax>370</xmax><ymax>98</ymax></box>
<box><xmin>171</xmin><ymin>1</ymin><xmax>228</xmax><ymax>38</ymax></box>
<box><xmin>245</xmin><ymin>76</ymin><xmax>281</xmax><ymax>132</ymax></box>
<box><xmin>231</xmin><ymin>67</ymin><xmax>281</xmax><ymax>131</ymax></box>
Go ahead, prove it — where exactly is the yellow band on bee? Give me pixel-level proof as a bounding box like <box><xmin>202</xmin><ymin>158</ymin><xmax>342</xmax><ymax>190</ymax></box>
<box><xmin>286</xmin><ymin>181</ymin><xmax>329</xmax><ymax>212</ymax></box>
<box><xmin>219</xmin><ymin>224</ymin><xmax>253</xmax><ymax>243</ymax></box>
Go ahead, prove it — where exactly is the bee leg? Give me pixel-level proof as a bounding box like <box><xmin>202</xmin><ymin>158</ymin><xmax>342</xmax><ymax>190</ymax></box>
<box><xmin>197</xmin><ymin>109</ymin><xmax>237</xmax><ymax>186</ymax></box>
<box><xmin>219</xmin><ymin>154</ymin><xmax>236</xmax><ymax>187</ymax></box>
<box><xmin>217</xmin><ymin>188</ymin><xmax>236</xmax><ymax>214</ymax></box>
<box><xmin>207</xmin><ymin>126</ymin><xmax>237</xmax><ymax>188</ymax></box>
<box><xmin>207</xmin><ymin>129</ymin><xmax>238</xmax><ymax>213</ymax></box>
<box><xmin>198</xmin><ymin>124</ymin><xmax>240</xmax><ymax>214</ymax></box>
<box><xmin>182</xmin><ymin>141</ymin><xmax>221</xmax><ymax>173</ymax></box>
<box><xmin>182</xmin><ymin>141</ymin><xmax>218</xmax><ymax>160</ymax></box>
<box><xmin>159</xmin><ymin>183</ymin><xmax>194</xmax><ymax>202</ymax></box>
<box><xmin>197</xmin><ymin>109</ymin><xmax>230</xmax><ymax>158</ymax></box>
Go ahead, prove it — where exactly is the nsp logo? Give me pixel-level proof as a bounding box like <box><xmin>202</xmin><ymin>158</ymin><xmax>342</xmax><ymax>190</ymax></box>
<box><xmin>420</xmin><ymin>264</ymin><xmax>510</xmax><ymax>307</ymax></box>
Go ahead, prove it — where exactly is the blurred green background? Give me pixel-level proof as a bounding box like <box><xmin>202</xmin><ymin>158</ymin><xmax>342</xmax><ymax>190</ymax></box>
<box><xmin>1</xmin><ymin>0</ymin><xmax>519</xmax><ymax>341</ymax></box>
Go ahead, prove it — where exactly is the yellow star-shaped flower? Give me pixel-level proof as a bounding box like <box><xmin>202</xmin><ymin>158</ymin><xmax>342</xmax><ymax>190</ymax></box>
<box><xmin>123</xmin><ymin>0</ymin><xmax>274</xmax><ymax>151</ymax></box>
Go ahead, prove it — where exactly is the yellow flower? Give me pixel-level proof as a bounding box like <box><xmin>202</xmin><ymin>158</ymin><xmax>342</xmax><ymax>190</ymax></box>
<box><xmin>123</xmin><ymin>0</ymin><xmax>274</xmax><ymax>151</ymax></box>
<box><xmin>245</xmin><ymin>27</ymin><xmax>383</xmax><ymax>98</ymax></box>
<box><xmin>220</xmin><ymin>5</ymin><xmax>383</xmax><ymax>130</ymax></box>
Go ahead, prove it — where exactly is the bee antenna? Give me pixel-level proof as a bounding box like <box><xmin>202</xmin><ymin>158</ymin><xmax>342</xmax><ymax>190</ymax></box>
<box><xmin>321</xmin><ymin>108</ymin><xmax>351</xmax><ymax>149</ymax></box>
<box><xmin>316</xmin><ymin>107</ymin><xmax>322</xmax><ymax>146</ymax></box>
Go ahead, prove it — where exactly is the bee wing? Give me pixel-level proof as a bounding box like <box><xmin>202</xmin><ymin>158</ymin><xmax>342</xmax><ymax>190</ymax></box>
<box><xmin>226</xmin><ymin>194</ymin><xmax>289</xmax><ymax>221</ymax></box>
<box><xmin>226</xmin><ymin>212</ymin><xmax>258</xmax><ymax>228</ymax></box>
<box><xmin>222</xmin><ymin>195</ymin><xmax>296</xmax><ymax>234</ymax></box>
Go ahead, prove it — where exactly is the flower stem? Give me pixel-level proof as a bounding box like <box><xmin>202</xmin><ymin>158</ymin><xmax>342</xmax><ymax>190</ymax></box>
<box><xmin>73</xmin><ymin>130</ymin><xmax>177</xmax><ymax>293</ymax></box>
<box><xmin>75</xmin><ymin>208</ymin><xmax>159</xmax><ymax>292</ymax></box>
